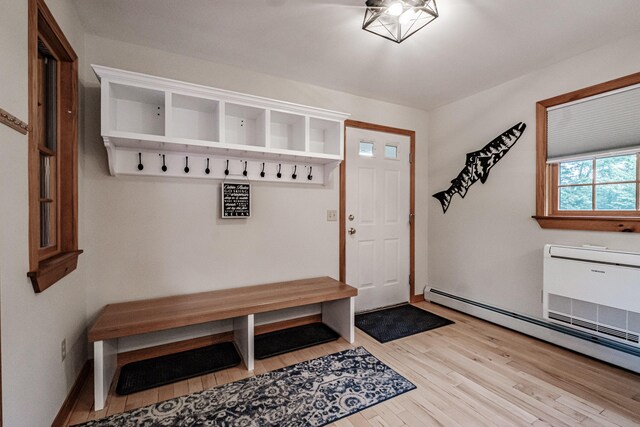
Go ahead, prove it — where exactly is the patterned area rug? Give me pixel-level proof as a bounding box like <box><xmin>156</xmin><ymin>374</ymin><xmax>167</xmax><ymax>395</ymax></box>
<box><xmin>75</xmin><ymin>347</ymin><xmax>415</xmax><ymax>427</ymax></box>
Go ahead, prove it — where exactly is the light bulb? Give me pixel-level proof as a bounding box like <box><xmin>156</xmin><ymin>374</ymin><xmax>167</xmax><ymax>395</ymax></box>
<box><xmin>386</xmin><ymin>1</ymin><xmax>404</xmax><ymax>16</ymax></box>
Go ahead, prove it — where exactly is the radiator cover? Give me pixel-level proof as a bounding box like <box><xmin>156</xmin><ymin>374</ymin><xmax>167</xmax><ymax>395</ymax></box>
<box><xmin>543</xmin><ymin>244</ymin><xmax>640</xmax><ymax>348</ymax></box>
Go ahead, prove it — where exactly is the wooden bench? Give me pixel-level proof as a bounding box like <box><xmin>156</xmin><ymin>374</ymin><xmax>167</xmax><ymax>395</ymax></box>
<box><xmin>88</xmin><ymin>276</ymin><xmax>357</xmax><ymax>410</ymax></box>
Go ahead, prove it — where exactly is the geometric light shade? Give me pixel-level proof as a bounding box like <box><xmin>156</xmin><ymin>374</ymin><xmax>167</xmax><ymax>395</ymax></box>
<box><xmin>362</xmin><ymin>0</ymin><xmax>438</xmax><ymax>43</ymax></box>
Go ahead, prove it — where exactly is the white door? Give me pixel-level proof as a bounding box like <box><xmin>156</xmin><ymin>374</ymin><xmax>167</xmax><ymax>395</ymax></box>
<box><xmin>345</xmin><ymin>127</ymin><xmax>411</xmax><ymax>312</ymax></box>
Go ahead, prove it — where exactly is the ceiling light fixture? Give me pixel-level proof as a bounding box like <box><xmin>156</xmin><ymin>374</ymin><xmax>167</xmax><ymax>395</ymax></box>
<box><xmin>362</xmin><ymin>0</ymin><xmax>438</xmax><ymax>43</ymax></box>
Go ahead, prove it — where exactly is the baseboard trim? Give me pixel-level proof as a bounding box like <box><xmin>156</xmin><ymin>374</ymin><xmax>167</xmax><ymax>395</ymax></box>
<box><xmin>51</xmin><ymin>360</ymin><xmax>91</xmax><ymax>427</ymax></box>
<box><xmin>410</xmin><ymin>293</ymin><xmax>425</xmax><ymax>303</ymax></box>
<box><xmin>428</xmin><ymin>288</ymin><xmax>640</xmax><ymax>373</ymax></box>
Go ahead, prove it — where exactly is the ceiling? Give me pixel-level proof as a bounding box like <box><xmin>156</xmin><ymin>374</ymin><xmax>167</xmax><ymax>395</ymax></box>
<box><xmin>73</xmin><ymin>0</ymin><xmax>640</xmax><ymax>111</ymax></box>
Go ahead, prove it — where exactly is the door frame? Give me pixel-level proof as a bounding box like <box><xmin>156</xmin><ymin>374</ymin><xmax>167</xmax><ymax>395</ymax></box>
<box><xmin>340</xmin><ymin>120</ymin><xmax>422</xmax><ymax>303</ymax></box>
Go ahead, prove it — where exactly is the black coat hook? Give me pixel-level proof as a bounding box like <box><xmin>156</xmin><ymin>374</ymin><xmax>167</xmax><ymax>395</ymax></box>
<box><xmin>292</xmin><ymin>165</ymin><xmax>297</xmax><ymax>180</ymax></box>
<box><xmin>307</xmin><ymin>166</ymin><xmax>313</xmax><ymax>181</ymax></box>
<box><xmin>137</xmin><ymin>153</ymin><xmax>144</xmax><ymax>171</ymax></box>
<box><xmin>184</xmin><ymin>156</ymin><xmax>190</xmax><ymax>173</ymax></box>
<box><xmin>277</xmin><ymin>164</ymin><xmax>282</xmax><ymax>179</ymax></box>
<box><xmin>243</xmin><ymin>161</ymin><xmax>248</xmax><ymax>177</ymax></box>
<box><xmin>161</xmin><ymin>154</ymin><xmax>167</xmax><ymax>172</ymax></box>
<box><xmin>260</xmin><ymin>162</ymin><xmax>265</xmax><ymax>178</ymax></box>
<box><xmin>225</xmin><ymin>160</ymin><xmax>229</xmax><ymax>176</ymax></box>
<box><xmin>205</xmin><ymin>158</ymin><xmax>210</xmax><ymax>175</ymax></box>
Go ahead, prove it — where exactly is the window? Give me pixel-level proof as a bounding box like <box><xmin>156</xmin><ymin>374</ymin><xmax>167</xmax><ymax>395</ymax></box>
<box><xmin>535</xmin><ymin>72</ymin><xmax>640</xmax><ymax>232</ymax></box>
<box><xmin>359</xmin><ymin>141</ymin><xmax>374</xmax><ymax>157</ymax></box>
<box><xmin>27</xmin><ymin>0</ymin><xmax>82</xmax><ymax>292</ymax></box>
<box><xmin>554</xmin><ymin>154</ymin><xmax>639</xmax><ymax>213</ymax></box>
<box><xmin>384</xmin><ymin>145</ymin><xmax>398</xmax><ymax>159</ymax></box>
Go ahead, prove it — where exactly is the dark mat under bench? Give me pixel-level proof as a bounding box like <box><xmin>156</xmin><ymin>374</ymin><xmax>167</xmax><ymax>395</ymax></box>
<box><xmin>116</xmin><ymin>341</ymin><xmax>241</xmax><ymax>395</ymax></box>
<box><xmin>254</xmin><ymin>322</ymin><xmax>340</xmax><ymax>359</ymax></box>
<box><xmin>355</xmin><ymin>303</ymin><xmax>454</xmax><ymax>343</ymax></box>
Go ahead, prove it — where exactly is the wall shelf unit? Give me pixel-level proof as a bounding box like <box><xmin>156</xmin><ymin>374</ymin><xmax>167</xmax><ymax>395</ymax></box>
<box><xmin>93</xmin><ymin>65</ymin><xmax>349</xmax><ymax>185</ymax></box>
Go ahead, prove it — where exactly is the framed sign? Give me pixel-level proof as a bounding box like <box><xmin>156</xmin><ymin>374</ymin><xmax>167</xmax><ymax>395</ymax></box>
<box><xmin>222</xmin><ymin>182</ymin><xmax>251</xmax><ymax>218</ymax></box>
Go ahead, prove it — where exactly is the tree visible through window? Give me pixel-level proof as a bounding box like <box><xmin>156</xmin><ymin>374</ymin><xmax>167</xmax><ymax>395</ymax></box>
<box><xmin>557</xmin><ymin>154</ymin><xmax>639</xmax><ymax>212</ymax></box>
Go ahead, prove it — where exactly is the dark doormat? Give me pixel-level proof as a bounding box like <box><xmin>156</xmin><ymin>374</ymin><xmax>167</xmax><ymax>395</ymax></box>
<box><xmin>116</xmin><ymin>341</ymin><xmax>241</xmax><ymax>395</ymax></box>
<box><xmin>355</xmin><ymin>304</ymin><xmax>454</xmax><ymax>343</ymax></box>
<box><xmin>255</xmin><ymin>322</ymin><xmax>340</xmax><ymax>359</ymax></box>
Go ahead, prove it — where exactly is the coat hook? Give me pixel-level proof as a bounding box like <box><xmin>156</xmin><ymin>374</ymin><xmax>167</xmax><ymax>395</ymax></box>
<box><xmin>161</xmin><ymin>154</ymin><xmax>167</xmax><ymax>172</ymax></box>
<box><xmin>184</xmin><ymin>156</ymin><xmax>190</xmax><ymax>173</ymax></box>
<box><xmin>137</xmin><ymin>153</ymin><xmax>144</xmax><ymax>171</ymax></box>
<box><xmin>292</xmin><ymin>165</ymin><xmax>297</xmax><ymax>180</ymax></box>
<box><xmin>225</xmin><ymin>160</ymin><xmax>229</xmax><ymax>176</ymax></box>
<box><xmin>277</xmin><ymin>163</ymin><xmax>282</xmax><ymax>179</ymax></box>
<box><xmin>260</xmin><ymin>162</ymin><xmax>265</xmax><ymax>178</ymax></box>
<box><xmin>243</xmin><ymin>161</ymin><xmax>248</xmax><ymax>177</ymax></box>
<box><xmin>307</xmin><ymin>166</ymin><xmax>313</xmax><ymax>181</ymax></box>
<box><xmin>205</xmin><ymin>158</ymin><xmax>210</xmax><ymax>175</ymax></box>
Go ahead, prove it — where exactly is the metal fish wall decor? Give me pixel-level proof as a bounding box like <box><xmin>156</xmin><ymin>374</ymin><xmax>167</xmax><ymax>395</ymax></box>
<box><xmin>433</xmin><ymin>122</ymin><xmax>527</xmax><ymax>213</ymax></box>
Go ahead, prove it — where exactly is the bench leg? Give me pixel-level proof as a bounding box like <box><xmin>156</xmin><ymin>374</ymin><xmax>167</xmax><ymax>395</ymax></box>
<box><xmin>233</xmin><ymin>314</ymin><xmax>254</xmax><ymax>371</ymax></box>
<box><xmin>94</xmin><ymin>339</ymin><xmax>118</xmax><ymax>411</ymax></box>
<box><xmin>322</xmin><ymin>297</ymin><xmax>355</xmax><ymax>344</ymax></box>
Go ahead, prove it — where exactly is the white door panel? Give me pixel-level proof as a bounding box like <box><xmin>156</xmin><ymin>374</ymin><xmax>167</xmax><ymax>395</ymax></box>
<box><xmin>346</xmin><ymin>128</ymin><xmax>410</xmax><ymax>312</ymax></box>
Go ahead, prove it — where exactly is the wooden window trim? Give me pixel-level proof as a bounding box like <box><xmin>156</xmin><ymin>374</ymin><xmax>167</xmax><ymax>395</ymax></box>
<box><xmin>27</xmin><ymin>0</ymin><xmax>82</xmax><ymax>293</ymax></box>
<box><xmin>549</xmin><ymin>154</ymin><xmax>640</xmax><ymax>216</ymax></box>
<box><xmin>534</xmin><ymin>72</ymin><xmax>640</xmax><ymax>233</ymax></box>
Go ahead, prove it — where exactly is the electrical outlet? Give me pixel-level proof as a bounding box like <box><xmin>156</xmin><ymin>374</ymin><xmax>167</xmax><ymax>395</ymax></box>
<box><xmin>327</xmin><ymin>210</ymin><xmax>337</xmax><ymax>221</ymax></box>
<box><xmin>61</xmin><ymin>338</ymin><xmax>66</xmax><ymax>362</ymax></box>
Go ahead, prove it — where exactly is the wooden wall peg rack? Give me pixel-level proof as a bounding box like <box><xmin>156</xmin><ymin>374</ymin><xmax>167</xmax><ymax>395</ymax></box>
<box><xmin>0</xmin><ymin>107</ymin><xmax>29</xmax><ymax>135</ymax></box>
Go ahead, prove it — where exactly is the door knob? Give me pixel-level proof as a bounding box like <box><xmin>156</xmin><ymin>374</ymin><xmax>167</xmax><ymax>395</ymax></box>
<box><xmin>348</xmin><ymin>227</ymin><xmax>356</xmax><ymax>235</ymax></box>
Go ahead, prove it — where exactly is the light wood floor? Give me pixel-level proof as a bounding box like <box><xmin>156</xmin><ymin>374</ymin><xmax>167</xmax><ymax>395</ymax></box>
<box><xmin>66</xmin><ymin>302</ymin><xmax>640</xmax><ymax>426</ymax></box>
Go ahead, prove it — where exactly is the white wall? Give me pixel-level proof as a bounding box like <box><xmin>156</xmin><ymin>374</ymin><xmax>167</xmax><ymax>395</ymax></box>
<box><xmin>0</xmin><ymin>1</ymin><xmax>88</xmax><ymax>426</ymax></box>
<box><xmin>81</xmin><ymin>34</ymin><xmax>430</xmax><ymax>351</ymax></box>
<box><xmin>428</xmin><ymin>32</ymin><xmax>640</xmax><ymax>364</ymax></box>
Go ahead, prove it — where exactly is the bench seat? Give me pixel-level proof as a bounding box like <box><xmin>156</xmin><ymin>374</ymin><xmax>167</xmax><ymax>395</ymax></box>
<box><xmin>89</xmin><ymin>277</ymin><xmax>357</xmax><ymax>342</ymax></box>
<box><xmin>88</xmin><ymin>276</ymin><xmax>357</xmax><ymax>410</ymax></box>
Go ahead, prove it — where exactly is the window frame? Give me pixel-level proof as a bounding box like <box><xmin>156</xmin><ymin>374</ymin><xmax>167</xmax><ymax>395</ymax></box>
<box><xmin>534</xmin><ymin>72</ymin><xmax>640</xmax><ymax>233</ymax></box>
<box><xmin>551</xmin><ymin>154</ymin><xmax>640</xmax><ymax>216</ymax></box>
<box><xmin>27</xmin><ymin>0</ymin><xmax>82</xmax><ymax>292</ymax></box>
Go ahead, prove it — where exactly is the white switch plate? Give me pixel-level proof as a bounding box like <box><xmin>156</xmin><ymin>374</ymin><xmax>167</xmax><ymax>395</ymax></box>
<box><xmin>327</xmin><ymin>210</ymin><xmax>337</xmax><ymax>221</ymax></box>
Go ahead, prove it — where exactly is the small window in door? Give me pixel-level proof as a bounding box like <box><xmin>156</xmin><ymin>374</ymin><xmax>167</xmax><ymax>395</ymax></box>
<box><xmin>385</xmin><ymin>145</ymin><xmax>398</xmax><ymax>159</ymax></box>
<box><xmin>359</xmin><ymin>141</ymin><xmax>374</xmax><ymax>157</ymax></box>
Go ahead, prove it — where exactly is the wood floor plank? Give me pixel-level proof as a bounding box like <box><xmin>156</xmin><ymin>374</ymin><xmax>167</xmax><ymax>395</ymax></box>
<box><xmin>172</xmin><ymin>379</ymin><xmax>190</xmax><ymax>398</ymax></box>
<box><xmin>187</xmin><ymin>377</ymin><xmax>203</xmax><ymax>394</ymax></box>
<box><xmin>66</xmin><ymin>302</ymin><xmax>640</xmax><ymax>426</ymax></box>
<box><xmin>201</xmin><ymin>372</ymin><xmax>217</xmax><ymax>390</ymax></box>
<box><xmin>156</xmin><ymin>384</ymin><xmax>174</xmax><ymax>403</ymax></box>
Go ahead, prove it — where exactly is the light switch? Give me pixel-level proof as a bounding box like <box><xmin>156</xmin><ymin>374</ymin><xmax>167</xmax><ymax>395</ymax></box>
<box><xmin>327</xmin><ymin>210</ymin><xmax>337</xmax><ymax>221</ymax></box>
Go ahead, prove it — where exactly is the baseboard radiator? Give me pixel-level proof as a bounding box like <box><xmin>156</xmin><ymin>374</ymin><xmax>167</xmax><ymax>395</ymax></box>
<box><xmin>543</xmin><ymin>244</ymin><xmax>640</xmax><ymax>347</ymax></box>
<box><xmin>427</xmin><ymin>247</ymin><xmax>640</xmax><ymax>372</ymax></box>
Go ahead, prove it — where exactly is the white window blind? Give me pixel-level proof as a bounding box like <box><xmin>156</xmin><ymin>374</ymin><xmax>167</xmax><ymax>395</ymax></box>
<box><xmin>546</xmin><ymin>83</ymin><xmax>640</xmax><ymax>163</ymax></box>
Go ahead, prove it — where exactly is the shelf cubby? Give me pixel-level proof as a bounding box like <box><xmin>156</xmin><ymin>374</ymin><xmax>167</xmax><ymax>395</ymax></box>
<box><xmin>108</xmin><ymin>82</ymin><xmax>165</xmax><ymax>136</ymax></box>
<box><xmin>270</xmin><ymin>111</ymin><xmax>305</xmax><ymax>152</ymax></box>
<box><xmin>225</xmin><ymin>103</ymin><xmax>267</xmax><ymax>147</ymax></box>
<box><xmin>309</xmin><ymin>117</ymin><xmax>341</xmax><ymax>155</ymax></box>
<box><xmin>170</xmin><ymin>94</ymin><xmax>220</xmax><ymax>142</ymax></box>
<box><xmin>94</xmin><ymin>64</ymin><xmax>349</xmax><ymax>185</ymax></box>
